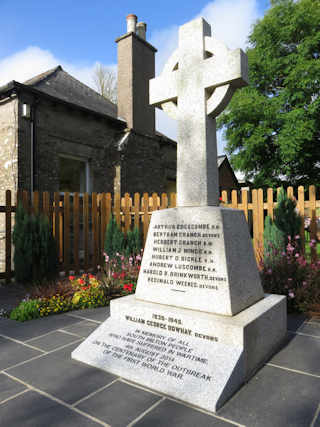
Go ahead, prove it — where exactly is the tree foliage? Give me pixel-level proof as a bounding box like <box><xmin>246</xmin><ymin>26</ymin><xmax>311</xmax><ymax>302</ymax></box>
<box><xmin>217</xmin><ymin>0</ymin><xmax>320</xmax><ymax>186</ymax></box>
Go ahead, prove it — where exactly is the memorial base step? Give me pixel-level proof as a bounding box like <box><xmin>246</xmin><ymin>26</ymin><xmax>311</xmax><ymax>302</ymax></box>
<box><xmin>72</xmin><ymin>294</ymin><xmax>286</xmax><ymax>412</ymax></box>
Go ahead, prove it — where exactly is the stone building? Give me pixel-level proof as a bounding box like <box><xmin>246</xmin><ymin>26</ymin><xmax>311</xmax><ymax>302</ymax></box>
<box><xmin>0</xmin><ymin>15</ymin><xmax>177</xmax><ymax>205</ymax></box>
<box><xmin>0</xmin><ymin>14</ymin><xmax>238</xmax><ymax>203</ymax></box>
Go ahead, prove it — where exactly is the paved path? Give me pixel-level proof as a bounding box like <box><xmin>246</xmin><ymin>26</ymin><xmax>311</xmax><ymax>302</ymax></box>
<box><xmin>0</xmin><ymin>307</ymin><xmax>319</xmax><ymax>427</ymax></box>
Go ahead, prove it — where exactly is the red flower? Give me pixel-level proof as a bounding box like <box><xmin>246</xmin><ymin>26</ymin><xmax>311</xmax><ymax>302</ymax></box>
<box><xmin>123</xmin><ymin>283</ymin><xmax>134</xmax><ymax>292</ymax></box>
<box><xmin>69</xmin><ymin>275</ymin><xmax>75</xmax><ymax>281</ymax></box>
<box><xmin>120</xmin><ymin>272</ymin><xmax>126</xmax><ymax>279</ymax></box>
<box><xmin>89</xmin><ymin>274</ymin><xmax>95</xmax><ymax>279</ymax></box>
<box><xmin>78</xmin><ymin>278</ymin><xmax>85</xmax><ymax>285</ymax></box>
<box><xmin>81</xmin><ymin>286</ymin><xmax>87</xmax><ymax>290</ymax></box>
<box><xmin>112</xmin><ymin>272</ymin><xmax>118</xmax><ymax>279</ymax></box>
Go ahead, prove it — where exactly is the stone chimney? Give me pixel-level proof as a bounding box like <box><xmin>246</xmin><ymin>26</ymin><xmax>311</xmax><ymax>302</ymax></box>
<box><xmin>116</xmin><ymin>14</ymin><xmax>157</xmax><ymax>135</ymax></box>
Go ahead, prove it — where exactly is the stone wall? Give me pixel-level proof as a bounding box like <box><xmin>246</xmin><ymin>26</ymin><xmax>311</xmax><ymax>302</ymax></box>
<box><xmin>120</xmin><ymin>131</ymin><xmax>174</xmax><ymax>195</ymax></box>
<box><xmin>17</xmin><ymin>94</ymin><xmax>121</xmax><ymax>194</ymax></box>
<box><xmin>0</xmin><ymin>97</ymin><xmax>18</xmax><ymax>274</ymax></box>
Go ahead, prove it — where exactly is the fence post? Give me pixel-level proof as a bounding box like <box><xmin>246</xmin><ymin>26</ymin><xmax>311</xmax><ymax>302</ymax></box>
<box><xmin>64</xmin><ymin>192</ymin><xmax>70</xmax><ymax>276</ymax></box>
<box><xmin>297</xmin><ymin>186</ymin><xmax>305</xmax><ymax>253</ymax></box>
<box><xmin>83</xmin><ymin>193</ymin><xmax>89</xmax><ymax>272</ymax></box>
<box><xmin>267</xmin><ymin>188</ymin><xmax>273</xmax><ymax>220</ymax></box>
<box><xmin>73</xmin><ymin>192</ymin><xmax>80</xmax><ymax>275</ymax></box>
<box><xmin>124</xmin><ymin>193</ymin><xmax>131</xmax><ymax>235</ymax></box>
<box><xmin>92</xmin><ymin>192</ymin><xmax>98</xmax><ymax>270</ymax></box>
<box><xmin>309</xmin><ymin>185</ymin><xmax>317</xmax><ymax>262</ymax></box>
<box><xmin>143</xmin><ymin>193</ymin><xmax>149</xmax><ymax>245</ymax></box>
<box><xmin>241</xmin><ymin>189</ymin><xmax>248</xmax><ymax>223</ymax></box>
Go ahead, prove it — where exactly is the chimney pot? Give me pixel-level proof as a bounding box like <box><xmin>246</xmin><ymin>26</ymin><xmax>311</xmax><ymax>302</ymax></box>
<box><xmin>126</xmin><ymin>14</ymin><xmax>137</xmax><ymax>33</ymax></box>
<box><xmin>136</xmin><ymin>22</ymin><xmax>147</xmax><ymax>40</ymax></box>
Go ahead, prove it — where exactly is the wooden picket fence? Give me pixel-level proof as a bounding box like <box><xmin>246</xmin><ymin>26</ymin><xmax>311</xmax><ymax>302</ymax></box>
<box><xmin>0</xmin><ymin>186</ymin><xmax>319</xmax><ymax>284</ymax></box>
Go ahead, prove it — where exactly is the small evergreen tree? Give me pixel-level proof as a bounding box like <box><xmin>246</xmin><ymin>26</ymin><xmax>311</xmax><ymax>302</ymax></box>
<box><xmin>274</xmin><ymin>188</ymin><xmax>302</xmax><ymax>244</ymax></box>
<box><xmin>263</xmin><ymin>215</ymin><xmax>286</xmax><ymax>266</ymax></box>
<box><xmin>12</xmin><ymin>203</ymin><xmax>33</xmax><ymax>282</ymax></box>
<box><xmin>104</xmin><ymin>215</ymin><xmax>124</xmax><ymax>257</ymax></box>
<box><xmin>263</xmin><ymin>188</ymin><xmax>303</xmax><ymax>265</ymax></box>
<box><xmin>112</xmin><ymin>225</ymin><xmax>124</xmax><ymax>255</ymax></box>
<box><xmin>126</xmin><ymin>226</ymin><xmax>142</xmax><ymax>256</ymax></box>
<box><xmin>104</xmin><ymin>216</ymin><xmax>141</xmax><ymax>258</ymax></box>
<box><xmin>34</xmin><ymin>214</ymin><xmax>59</xmax><ymax>282</ymax></box>
<box><xmin>104</xmin><ymin>215</ymin><xmax>117</xmax><ymax>257</ymax></box>
<box><xmin>12</xmin><ymin>204</ymin><xmax>58</xmax><ymax>284</ymax></box>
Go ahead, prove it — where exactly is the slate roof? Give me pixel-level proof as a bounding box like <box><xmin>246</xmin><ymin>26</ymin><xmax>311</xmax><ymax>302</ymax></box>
<box><xmin>23</xmin><ymin>65</ymin><xmax>118</xmax><ymax>118</ymax></box>
<box><xmin>217</xmin><ymin>155</ymin><xmax>227</xmax><ymax>167</ymax></box>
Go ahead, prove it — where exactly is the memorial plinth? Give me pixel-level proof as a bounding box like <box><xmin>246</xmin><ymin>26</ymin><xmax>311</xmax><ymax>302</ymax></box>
<box><xmin>72</xmin><ymin>16</ymin><xmax>287</xmax><ymax>413</ymax></box>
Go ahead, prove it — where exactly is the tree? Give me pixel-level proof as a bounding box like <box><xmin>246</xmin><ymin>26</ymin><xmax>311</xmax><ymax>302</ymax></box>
<box><xmin>92</xmin><ymin>63</ymin><xmax>117</xmax><ymax>103</ymax></box>
<box><xmin>217</xmin><ymin>0</ymin><xmax>320</xmax><ymax>187</ymax></box>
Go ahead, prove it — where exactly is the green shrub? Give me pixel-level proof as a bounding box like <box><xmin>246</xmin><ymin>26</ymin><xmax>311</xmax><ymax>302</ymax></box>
<box><xmin>263</xmin><ymin>215</ymin><xmax>285</xmax><ymax>267</ymax></box>
<box><xmin>263</xmin><ymin>188</ymin><xmax>302</xmax><ymax>266</ymax></box>
<box><xmin>12</xmin><ymin>203</ymin><xmax>58</xmax><ymax>284</ymax></box>
<box><xmin>125</xmin><ymin>226</ymin><xmax>142</xmax><ymax>256</ymax></box>
<box><xmin>104</xmin><ymin>215</ymin><xmax>141</xmax><ymax>258</ymax></box>
<box><xmin>12</xmin><ymin>203</ymin><xmax>33</xmax><ymax>282</ymax></box>
<box><xmin>274</xmin><ymin>188</ymin><xmax>302</xmax><ymax>245</ymax></box>
<box><xmin>104</xmin><ymin>215</ymin><xmax>124</xmax><ymax>257</ymax></box>
<box><xmin>10</xmin><ymin>299</ymin><xmax>41</xmax><ymax>322</ymax></box>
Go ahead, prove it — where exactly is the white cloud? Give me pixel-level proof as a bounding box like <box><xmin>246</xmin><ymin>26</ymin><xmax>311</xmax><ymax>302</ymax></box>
<box><xmin>0</xmin><ymin>46</ymin><xmax>114</xmax><ymax>91</ymax></box>
<box><xmin>197</xmin><ymin>0</ymin><xmax>260</xmax><ymax>50</ymax></box>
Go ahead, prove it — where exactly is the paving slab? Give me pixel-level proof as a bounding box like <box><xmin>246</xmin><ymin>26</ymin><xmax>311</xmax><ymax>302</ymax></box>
<box><xmin>133</xmin><ymin>398</ymin><xmax>234</xmax><ymax>427</ymax></box>
<box><xmin>294</xmin><ymin>322</ymin><xmax>320</xmax><ymax>338</ymax></box>
<box><xmin>66</xmin><ymin>306</ymin><xmax>110</xmax><ymax>323</ymax></box>
<box><xmin>287</xmin><ymin>314</ymin><xmax>309</xmax><ymax>332</ymax></box>
<box><xmin>0</xmin><ymin>336</ymin><xmax>44</xmax><ymax>370</ymax></box>
<box><xmin>7</xmin><ymin>342</ymin><xmax>117</xmax><ymax>405</ymax></box>
<box><xmin>0</xmin><ymin>389</ymin><xmax>102</xmax><ymax>426</ymax></box>
<box><xmin>0</xmin><ymin>373</ymin><xmax>27</xmax><ymax>403</ymax></box>
<box><xmin>76</xmin><ymin>380</ymin><xmax>162</xmax><ymax>427</ymax></box>
<box><xmin>26</xmin><ymin>330</ymin><xmax>84</xmax><ymax>352</ymax></box>
<box><xmin>270</xmin><ymin>332</ymin><xmax>320</xmax><ymax>376</ymax></box>
<box><xmin>0</xmin><ymin>313</ymin><xmax>83</xmax><ymax>341</ymax></box>
<box><xmin>60</xmin><ymin>320</ymin><xmax>100</xmax><ymax>338</ymax></box>
<box><xmin>218</xmin><ymin>364</ymin><xmax>320</xmax><ymax>427</ymax></box>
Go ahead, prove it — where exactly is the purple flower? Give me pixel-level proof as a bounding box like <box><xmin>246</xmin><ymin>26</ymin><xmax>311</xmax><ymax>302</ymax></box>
<box><xmin>288</xmin><ymin>291</ymin><xmax>295</xmax><ymax>299</ymax></box>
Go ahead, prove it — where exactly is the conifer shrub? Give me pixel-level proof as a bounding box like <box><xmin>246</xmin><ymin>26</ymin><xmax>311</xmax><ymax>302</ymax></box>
<box><xmin>274</xmin><ymin>188</ymin><xmax>302</xmax><ymax>244</ymax></box>
<box><xmin>12</xmin><ymin>203</ymin><xmax>33</xmax><ymax>283</ymax></box>
<box><xmin>263</xmin><ymin>188</ymin><xmax>302</xmax><ymax>265</ymax></box>
<box><xmin>126</xmin><ymin>226</ymin><xmax>142</xmax><ymax>256</ymax></box>
<box><xmin>104</xmin><ymin>215</ymin><xmax>141</xmax><ymax>258</ymax></box>
<box><xmin>263</xmin><ymin>215</ymin><xmax>286</xmax><ymax>267</ymax></box>
<box><xmin>12</xmin><ymin>203</ymin><xmax>58</xmax><ymax>284</ymax></box>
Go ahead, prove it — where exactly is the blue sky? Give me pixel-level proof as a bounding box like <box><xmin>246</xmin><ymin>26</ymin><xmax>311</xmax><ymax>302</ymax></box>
<box><xmin>0</xmin><ymin>0</ymin><xmax>270</xmax><ymax>154</ymax></box>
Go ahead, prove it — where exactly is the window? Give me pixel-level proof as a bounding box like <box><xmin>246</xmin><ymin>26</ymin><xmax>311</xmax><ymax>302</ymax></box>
<box><xmin>59</xmin><ymin>155</ymin><xmax>90</xmax><ymax>193</ymax></box>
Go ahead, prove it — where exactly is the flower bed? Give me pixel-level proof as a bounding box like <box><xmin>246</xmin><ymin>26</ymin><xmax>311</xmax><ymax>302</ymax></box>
<box><xmin>261</xmin><ymin>236</ymin><xmax>320</xmax><ymax>314</ymax></box>
<box><xmin>9</xmin><ymin>252</ymin><xmax>142</xmax><ymax>322</ymax></box>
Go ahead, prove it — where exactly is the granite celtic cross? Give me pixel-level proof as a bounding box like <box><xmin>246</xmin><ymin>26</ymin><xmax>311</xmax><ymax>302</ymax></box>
<box><xmin>150</xmin><ymin>18</ymin><xmax>248</xmax><ymax>207</ymax></box>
